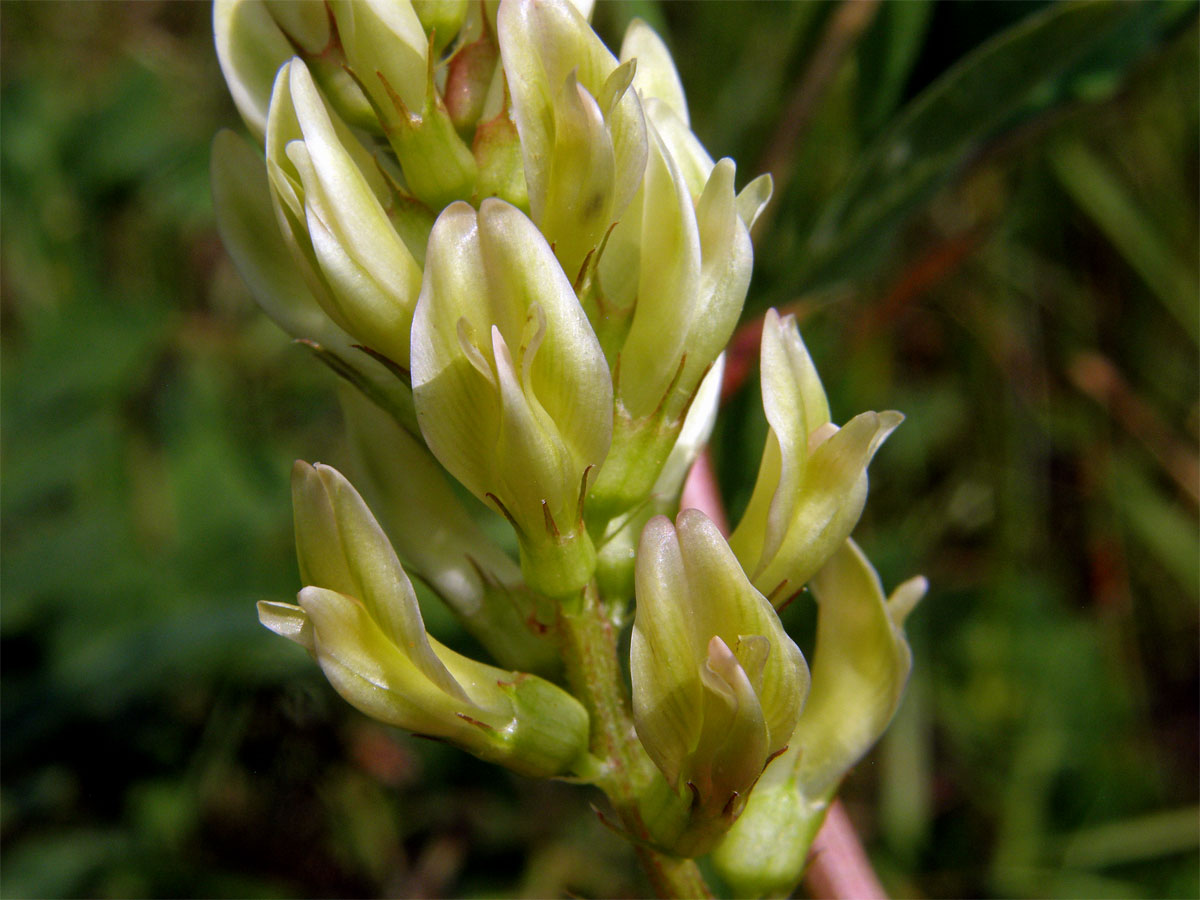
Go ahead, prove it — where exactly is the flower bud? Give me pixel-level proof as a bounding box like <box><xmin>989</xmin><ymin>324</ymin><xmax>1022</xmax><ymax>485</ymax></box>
<box><xmin>631</xmin><ymin>510</ymin><xmax>809</xmax><ymax>852</ymax></box>
<box><xmin>729</xmin><ymin>308</ymin><xmax>903</xmax><ymax>604</ymax></box>
<box><xmin>214</xmin><ymin>0</ymin><xmax>377</xmax><ymax>142</ymax></box>
<box><xmin>498</xmin><ymin>0</ymin><xmax>647</xmax><ymax>279</ymax></box>
<box><xmin>213</xmin><ymin>0</ymin><xmax>296</xmax><ymax>142</ymax></box>
<box><xmin>587</xmin><ymin>120</ymin><xmax>753</xmax><ymax>521</ymax></box>
<box><xmin>713</xmin><ymin>539</ymin><xmax>924</xmax><ymax>897</ymax></box>
<box><xmin>444</xmin><ymin>17</ymin><xmax>501</xmax><ymax>132</ymax></box>
<box><xmin>212</xmin><ymin>129</ymin><xmax>352</xmax><ymax>353</ymax></box>
<box><xmin>473</xmin><ymin>104</ymin><xmax>530</xmax><ymax>210</ymax></box>
<box><xmin>259</xmin><ymin>461</ymin><xmax>590</xmax><ymax>777</ymax></box>
<box><xmin>330</xmin><ymin>0</ymin><xmax>428</xmax><ymax>115</ymax></box>
<box><xmin>619</xmin><ymin>18</ymin><xmax>689</xmax><ymax>129</ymax></box>
<box><xmin>412</xmin><ymin>0</ymin><xmax>470</xmax><ymax>56</ymax></box>
<box><xmin>265</xmin><ymin>60</ymin><xmax>424</xmax><ymax>369</ymax></box>
<box><xmin>411</xmin><ymin>199</ymin><xmax>612</xmax><ymax>599</ymax></box>
<box><xmin>329</xmin><ymin>0</ymin><xmax>479</xmax><ymax>211</ymax></box>
<box><xmin>211</xmin><ymin>129</ymin><xmax>418</xmax><ymax>431</ymax></box>
<box><xmin>340</xmin><ymin>386</ymin><xmax>559</xmax><ymax>675</ymax></box>
<box><xmin>259</xmin><ymin>0</ymin><xmax>367</xmax><ymax>121</ymax></box>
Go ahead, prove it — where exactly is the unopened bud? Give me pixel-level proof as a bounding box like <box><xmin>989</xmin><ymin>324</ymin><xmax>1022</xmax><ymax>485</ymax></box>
<box><xmin>714</xmin><ymin>539</ymin><xmax>923</xmax><ymax>896</ymax></box>
<box><xmin>499</xmin><ymin>0</ymin><xmax>647</xmax><ymax>277</ymax></box>
<box><xmin>260</xmin><ymin>462</ymin><xmax>589</xmax><ymax>777</ymax></box>
<box><xmin>265</xmin><ymin>60</ymin><xmax>423</xmax><ymax>369</ymax></box>
<box><xmin>340</xmin><ymin>386</ymin><xmax>559</xmax><ymax>675</ymax></box>
<box><xmin>412</xmin><ymin>0</ymin><xmax>469</xmax><ymax>56</ymax></box>
<box><xmin>729</xmin><ymin>309</ymin><xmax>902</xmax><ymax>604</ymax></box>
<box><xmin>335</xmin><ymin>0</ymin><xmax>479</xmax><ymax>212</ymax></box>
<box><xmin>445</xmin><ymin>20</ymin><xmax>501</xmax><ymax>132</ymax></box>
<box><xmin>411</xmin><ymin>199</ymin><xmax>612</xmax><ymax>599</ymax></box>
<box><xmin>631</xmin><ymin>510</ymin><xmax>809</xmax><ymax>853</ymax></box>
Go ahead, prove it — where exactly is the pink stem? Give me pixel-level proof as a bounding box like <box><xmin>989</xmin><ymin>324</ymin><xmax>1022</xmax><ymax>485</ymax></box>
<box><xmin>681</xmin><ymin>450</ymin><xmax>888</xmax><ymax>900</ymax></box>
<box><xmin>806</xmin><ymin>801</ymin><xmax>888</xmax><ymax>900</ymax></box>
<box><xmin>678</xmin><ymin>448</ymin><xmax>729</xmax><ymax>535</ymax></box>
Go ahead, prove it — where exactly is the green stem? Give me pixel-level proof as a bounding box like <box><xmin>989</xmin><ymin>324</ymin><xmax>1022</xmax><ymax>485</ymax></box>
<box><xmin>558</xmin><ymin>583</ymin><xmax>713</xmax><ymax>899</ymax></box>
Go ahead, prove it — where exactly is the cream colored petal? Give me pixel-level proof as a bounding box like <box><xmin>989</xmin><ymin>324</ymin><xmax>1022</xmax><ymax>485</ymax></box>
<box><xmin>292</xmin><ymin>462</ymin><xmax>468</xmax><ymax>701</ymax></box>
<box><xmin>773</xmin><ymin>311</ymin><xmax>832</xmax><ymax>435</ymax></box>
<box><xmin>498</xmin><ymin>0</ymin><xmax>646</xmax><ymax>222</ymax></box>
<box><xmin>490</xmin><ymin>325</ymin><xmax>578</xmax><ymax>527</ymax></box>
<box><xmin>619</xmin><ymin>18</ymin><xmax>688</xmax><ymax>127</ymax></box>
<box><xmin>264</xmin><ymin>0</ymin><xmax>329</xmax><ymax>54</ymax></box>
<box><xmin>330</xmin><ymin>0</ymin><xmax>428</xmax><ymax>113</ymax></box>
<box><xmin>566</xmin><ymin>0</ymin><xmax>594</xmax><ymax>21</ymax></box>
<box><xmin>412</xmin><ymin>200</ymin><xmax>611</xmax><ymax>534</ymax></box>
<box><xmin>728</xmin><ymin>431</ymin><xmax>783</xmax><ymax>576</ymax></box>
<box><xmin>269</xmin><ymin>60</ymin><xmax>391</xmax><ymax>208</ymax></box>
<box><xmin>730</xmin><ymin>309</ymin><xmax>835</xmax><ymax>584</ymax></box>
<box><xmin>673</xmin><ymin>509</ymin><xmax>807</xmax><ymax>747</ymax></box>
<box><xmin>631</xmin><ymin>515</ymin><xmax>705</xmax><ymax>787</ymax></box>
<box><xmin>289</xmin><ymin>64</ymin><xmax>422</xmax><ymax>363</ymax></box>
<box><xmin>538</xmin><ymin>72</ymin><xmax>617</xmax><ymax>281</ymax></box>
<box><xmin>643</xmin><ymin>98</ymin><xmax>712</xmax><ymax>198</ymax></box>
<box><xmin>210</xmin><ymin>130</ymin><xmax>353</xmax><ymax>352</ymax></box>
<box><xmin>257</xmin><ymin>600</ymin><xmax>314</xmax><ymax>651</ymax></box>
<box><xmin>736</xmin><ymin>173</ymin><xmax>773</xmax><ymax>230</ymax></box>
<box><xmin>299</xmin><ymin>586</ymin><xmax>494</xmax><ymax>733</ymax></box>
<box><xmin>214</xmin><ymin>0</ymin><xmax>294</xmax><ymax>142</ymax></box>
<box><xmin>291</xmin><ymin>460</ymin><xmax>356</xmax><ymax>596</ymax></box>
<box><xmin>410</xmin><ymin>203</ymin><xmax>501</xmax><ymax>497</ymax></box>
<box><xmin>475</xmin><ymin>199</ymin><xmax>612</xmax><ymax>475</ymax></box>
<box><xmin>795</xmin><ymin>539</ymin><xmax>923</xmax><ymax>798</ymax></box>
<box><xmin>753</xmin><ymin>410</ymin><xmax>903</xmax><ymax>599</ymax></box>
<box><xmin>617</xmin><ymin>124</ymin><xmax>700</xmax><ymax>418</ymax></box>
<box><xmin>691</xmin><ymin>636</ymin><xmax>768</xmax><ymax>810</ymax></box>
<box><xmin>677</xmin><ymin>159</ymin><xmax>751</xmax><ymax>416</ymax></box>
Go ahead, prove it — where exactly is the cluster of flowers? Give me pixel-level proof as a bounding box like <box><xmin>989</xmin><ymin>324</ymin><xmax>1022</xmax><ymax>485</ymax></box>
<box><xmin>212</xmin><ymin>0</ymin><xmax>922</xmax><ymax>893</ymax></box>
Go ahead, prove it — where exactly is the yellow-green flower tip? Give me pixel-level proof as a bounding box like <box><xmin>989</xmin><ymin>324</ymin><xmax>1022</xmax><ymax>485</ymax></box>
<box><xmin>412</xmin><ymin>0</ymin><xmax>470</xmax><ymax>56</ymax></box>
<box><xmin>730</xmin><ymin>308</ymin><xmax>903</xmax><ymax>604</ymax></box>
<box><xmin>630</xmin><ymin>510</ymin><xmax>810</xmax><ymax>850</ymax></box>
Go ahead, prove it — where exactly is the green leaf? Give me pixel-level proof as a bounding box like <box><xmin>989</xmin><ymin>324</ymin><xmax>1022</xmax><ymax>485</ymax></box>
<box><xmin>1108</xmin><ymin>455</ymin><xmax>1200</xmax><ymax>601</ymax></box>
<box><xmin>798</xmin><ymin>0</ymin><xmax>1159</xmax><ymax>292</ymax></box>
<box><xmin>854</xmin><ymin>0</ymin><xmax>933</xmax><ymax>139</ymax></box>
<box><xmin>1050</xmin><ymin>138</ymin><xmax>1199</xmax><ymax>343</ymax></box>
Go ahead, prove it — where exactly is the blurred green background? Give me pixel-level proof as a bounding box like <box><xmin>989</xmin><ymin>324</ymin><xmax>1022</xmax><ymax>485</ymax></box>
<box><xmin>2</xmin><ymin>1</ymin><xmax>1196</xmax><ymax>897</ymax></box>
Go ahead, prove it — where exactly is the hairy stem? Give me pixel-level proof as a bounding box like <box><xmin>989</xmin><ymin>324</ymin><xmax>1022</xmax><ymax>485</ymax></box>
<box><xmin>558</xmin><ymin>583</ymin><xmax>712</xmax><ymax>899</ymax></box>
